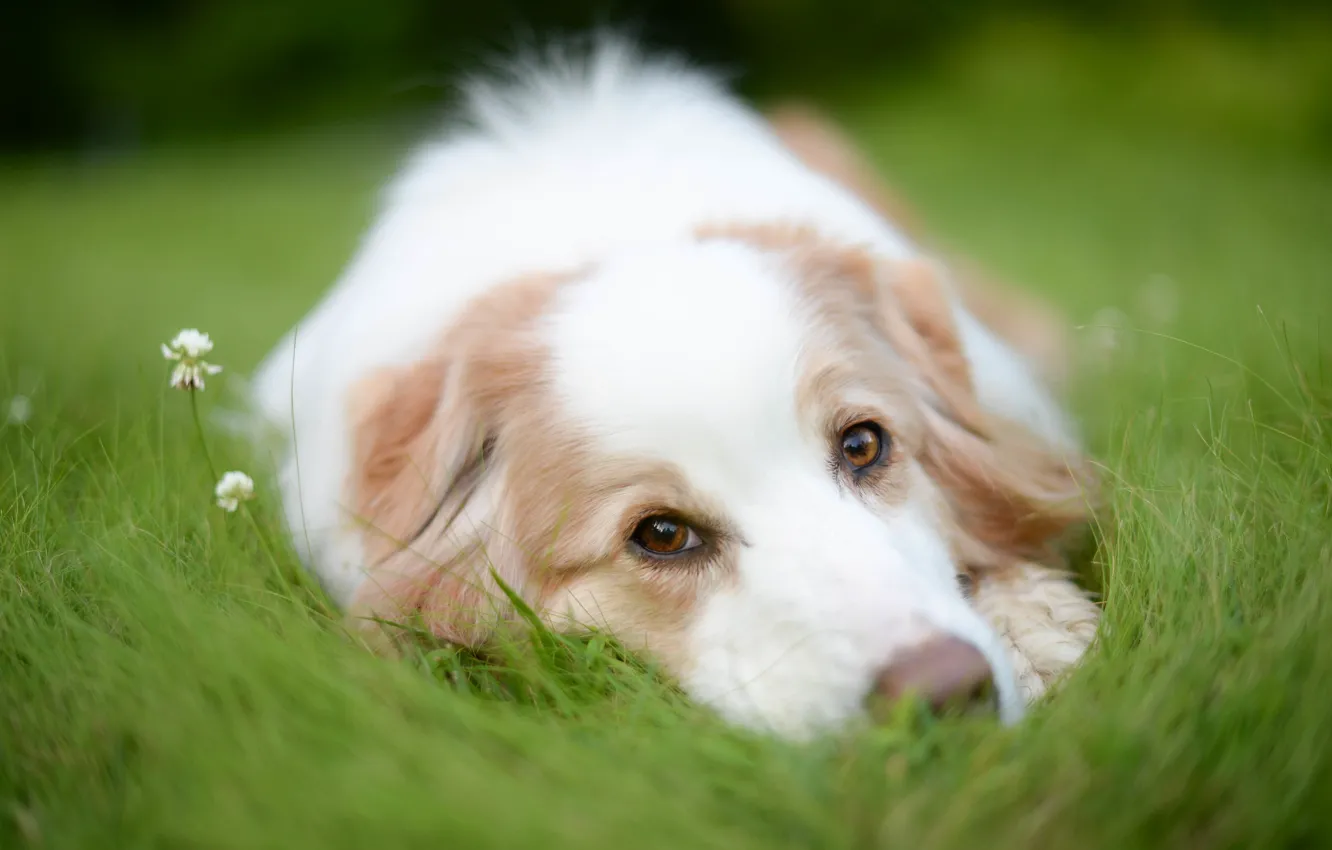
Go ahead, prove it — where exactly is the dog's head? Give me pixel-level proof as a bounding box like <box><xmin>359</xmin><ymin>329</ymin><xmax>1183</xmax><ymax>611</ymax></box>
<box><xmin>348</xmin><ymin>225</ymin><xmax>1090</xmax><ymax>736</ymax></box>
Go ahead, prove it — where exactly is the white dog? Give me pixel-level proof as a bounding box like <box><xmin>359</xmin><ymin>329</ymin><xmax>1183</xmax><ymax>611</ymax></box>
<box><xmin>252</xmin><ymin>38</ymin><xmax>1100</xmax><ymax>738</ymax></box>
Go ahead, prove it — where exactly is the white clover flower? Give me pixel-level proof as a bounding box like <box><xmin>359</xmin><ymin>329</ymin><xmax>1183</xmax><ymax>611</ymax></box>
<box><xmin>5</xmin><ymin>395</ymin><xmax>32</xmax><ymax>426</ymax></box>
<box><xmin>162</xmin><ymin>329</ymin><xmax>213</xmax><ymax>359</ymax></box>
<box><xmin>215</xmin><ymin>470</ymin><xmax>256</xmax><ymax>513</ymax></box>
<box><xmin>162</xmin><ymin>329</ymin><xmax>223</xmax><ymax>391</ymax></box>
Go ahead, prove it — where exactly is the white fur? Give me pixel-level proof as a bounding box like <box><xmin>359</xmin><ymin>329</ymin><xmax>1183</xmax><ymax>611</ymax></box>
<box><xmin>253</xmin><ymin>38</ymin><xmax>1081</xmax><ymax>733</ymax></box>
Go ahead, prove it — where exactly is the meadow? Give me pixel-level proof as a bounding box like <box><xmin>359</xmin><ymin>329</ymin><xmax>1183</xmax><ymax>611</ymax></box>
<box><xmin>3</xmin><ymin>25</ymin><xmax>1331</xmax><ymax>848</ymax></box>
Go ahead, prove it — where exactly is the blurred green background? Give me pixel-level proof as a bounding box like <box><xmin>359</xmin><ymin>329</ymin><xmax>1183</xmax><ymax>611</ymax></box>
<box><xmin>6</xmin><ymin>0</ymin><xmax>1332</xmax><ymax>153</ymax></box>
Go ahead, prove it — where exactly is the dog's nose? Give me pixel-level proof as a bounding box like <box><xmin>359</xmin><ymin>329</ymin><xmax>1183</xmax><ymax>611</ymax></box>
<box><xmin>873</xmin><ymin>635</ymin><xmax>996</xmax><ymax>716</ymax></box>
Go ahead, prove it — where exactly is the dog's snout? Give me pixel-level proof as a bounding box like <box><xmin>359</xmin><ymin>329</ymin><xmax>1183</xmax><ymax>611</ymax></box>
<box><xmin>873</xmin><ymin>635</ymin><xmax>997</xmax><ymax>716</ymax></box>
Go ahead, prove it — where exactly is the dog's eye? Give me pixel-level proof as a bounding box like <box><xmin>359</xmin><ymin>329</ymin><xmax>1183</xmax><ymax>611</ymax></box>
<box><xmin>631</xmin><ymin>515</ymin><xmax>702</xmax><ymax>556</ymax></box>
<box><xmin>840</xmin><ymin>422</ymin><xmax>886</xmax><ymax>471</ymax></box>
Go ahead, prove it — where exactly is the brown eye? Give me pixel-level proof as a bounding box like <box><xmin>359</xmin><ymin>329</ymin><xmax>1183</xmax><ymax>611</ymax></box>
<box><xmin>631</xmin><ymin>515</ymin><xmax>702</xmax><ymax>556</ymax></box>
<box><xmin>840</xmin><ymin>422</ymin><xmax>886</xmax><ymax>471</ymax></box>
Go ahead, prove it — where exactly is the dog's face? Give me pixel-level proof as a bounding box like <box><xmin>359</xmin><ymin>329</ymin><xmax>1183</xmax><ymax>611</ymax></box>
<box><xmin>350</xmin><ymin>227</ymin><xmax>1086</xmax><ymax>737</ymax></box>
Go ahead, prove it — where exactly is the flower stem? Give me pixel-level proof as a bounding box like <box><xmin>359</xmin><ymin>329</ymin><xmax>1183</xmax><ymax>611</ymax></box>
<box><xmin>188</xmin><ymin>389</ymin><xmax>219</xmax><ymax>482</ymax></box>
<box><xmin>185</xmin><ymin>381</ymin><xmax>333</xmax><ymax>621</ymax></box>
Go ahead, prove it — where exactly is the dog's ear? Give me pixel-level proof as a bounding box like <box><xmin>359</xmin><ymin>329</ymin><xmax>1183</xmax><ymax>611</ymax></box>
<box><xmin>345</xmin><ymin>349</ymin><xmax>523</xmax><ymax>649</ymax></box>
<box><xmin>873</xmin><ymin>258</ymin><xmax>1094</xmax><ymax>570</ymax></box>
<box><xmin>344</xmin><ymin>273</ymin><xmax>569</xmax><ymax>650</ymax></box>
<box><xmin>872</xmin><ymin>259</ymin><xmax>984</xmax><ymax>428</ymax></box>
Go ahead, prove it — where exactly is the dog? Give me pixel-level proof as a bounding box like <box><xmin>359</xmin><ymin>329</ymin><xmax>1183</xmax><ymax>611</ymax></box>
<box><xmin>252</xmin><ymin>38</ymin><xmax>1100</xmax><ymax>738</ymax></box>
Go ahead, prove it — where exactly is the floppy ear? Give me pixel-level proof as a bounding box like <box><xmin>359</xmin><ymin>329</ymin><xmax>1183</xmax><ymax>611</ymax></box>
<box><xmin>345</xmin><ymin>350</ymin><xmax>523</xmax><ymax>650</ymax></box>
<box><xmin>874</xmin><ymin>258</ymin><xmax>1095</xmax><ymax>571</ymax></box>
<box><xmin>343</xmin><ymin>273</ymin><xmax>573</xmax><ymax>650</ymax></box>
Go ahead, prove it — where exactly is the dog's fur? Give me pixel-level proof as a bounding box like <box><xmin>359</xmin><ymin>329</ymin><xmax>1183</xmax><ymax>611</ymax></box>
<box><xmin>252</xmin><ymin>40</ymin><xmax>1099</xmax><ymax>737</ymax></box>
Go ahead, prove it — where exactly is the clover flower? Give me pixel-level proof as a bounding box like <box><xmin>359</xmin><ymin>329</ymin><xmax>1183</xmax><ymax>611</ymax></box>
<box><xmin>162</xmin><ymin>329</ymin><xmax>223</xmax><ymax>391</ymax></box>
<box><xmin>215</xmin><ymin>470</ymin><xmax>256</xmax><ymax>513</ymax></box>
<box><xmin>5</xmin><ymin>395</ymin><xmax>32</xmax><ymax>426</ymax></box>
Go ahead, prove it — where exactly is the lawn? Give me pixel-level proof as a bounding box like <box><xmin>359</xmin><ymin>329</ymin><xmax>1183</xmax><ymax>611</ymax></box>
<box><xmin>3</xmin><ymin>24</ymin><xmax>1332</xmax><ymax>849</ymax></box>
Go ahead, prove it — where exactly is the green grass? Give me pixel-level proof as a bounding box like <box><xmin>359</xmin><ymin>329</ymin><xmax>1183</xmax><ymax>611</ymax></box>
<box><xmin>4</xmin><ymin>24</ymin><xmax>1332</xmax><ymax>849</ymax></box>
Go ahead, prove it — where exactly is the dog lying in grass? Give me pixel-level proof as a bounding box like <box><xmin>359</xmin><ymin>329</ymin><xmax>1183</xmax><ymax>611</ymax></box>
<box><xmin>252</xmin><ymin>37</ymin><xmax>1099</xmax><ymax>737</ymax></box>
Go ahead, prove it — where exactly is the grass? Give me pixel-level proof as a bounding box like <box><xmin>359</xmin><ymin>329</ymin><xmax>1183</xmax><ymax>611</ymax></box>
<box><xmin>3</xmin><ymin>23</ymin><xmax>1332</xmax><ymax>849</ymax></box>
